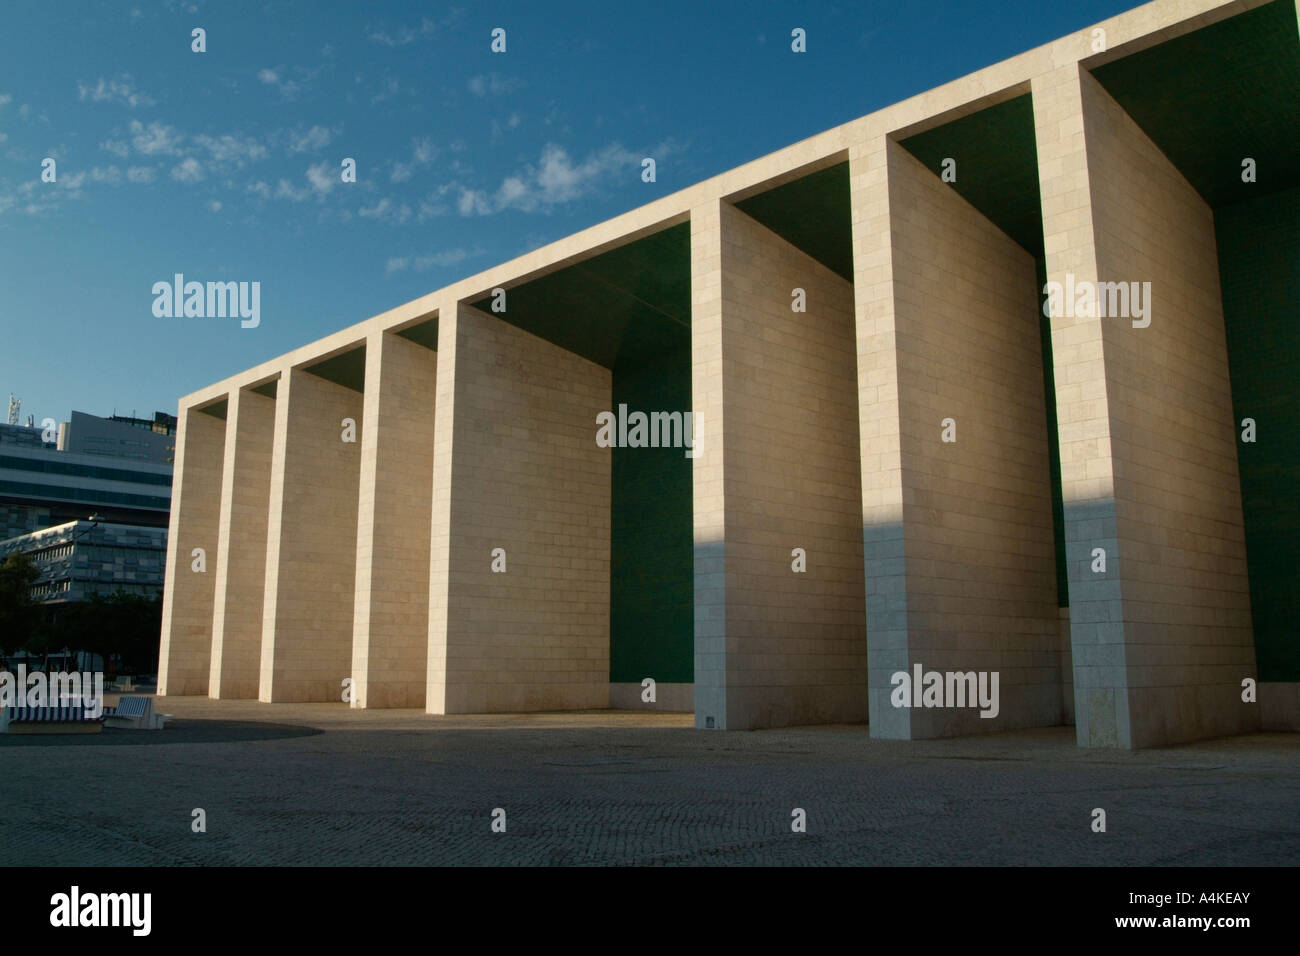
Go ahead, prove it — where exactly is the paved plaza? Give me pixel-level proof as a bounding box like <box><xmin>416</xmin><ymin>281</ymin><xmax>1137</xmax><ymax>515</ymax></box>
<box><xmin>2</xmin><ymin>697</ymin><xmax>1296</xmax><ymax>866</ymax></box>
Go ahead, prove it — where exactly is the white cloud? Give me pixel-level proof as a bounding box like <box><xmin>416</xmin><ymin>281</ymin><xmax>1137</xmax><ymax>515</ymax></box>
<box><xmin>468</xmin><ymin>74</ymin><xmax>522</xmax><ymax>97</ymax></box>
<box><xmin>497</xmin><ymin>176</ymin><xmax>529</xmax><ymax>206</ymax></box>
<box><xmin>274</xmin><ymin>178</ymin><xmax>309</xmax><ymax>202</ymax></box>
<box><xmin>207</xmin><ymin>200</ymin><xmax>222</xmax><ymax>212</ymax></box>
<box><xmin>129</xmin><ymin>120</ymin><xmax>183</xmax><ymax>156</ymax></box>
<box><xmin>193</xmin><ymin>133</ymin><xmax>267</xmax><ymax>168</ymax></box>
<box><xmin>366</xmin><ymin>17</ymin><xmax>435</xmax><ymax>47</ymax></box>
<box><xmin>288</xmin><ymin>124</ymin><xmax>334</xmax><ymax>153</ymax></box>
<box><xmin>386</xmin><ymin>246</ymin><xmax>480</xmax><ymax>275</ymax></box>
<box><xmin>126</xmin><ymin>166</ymin><xmax>156</xmax><ymax>183</ymax></box>
<box><xmin>170</xmin><ymin>156</ymin><xmax>204</xmax><ymax>182</ymax></box>
<box><xmin>533</xmin><ymin>143</ymin><xmax>637</xmax><ymax>205</ymax></box>
<box><xmin>100</xmin><ymin>138</ymin><xmax>130</xmax><ymax>158</ymax></box>
<box><xmin>389</xmin><ymin>137</ymin><xmax>438</xmax><ymax>183</ymax></box>
<box><xmin>371</xmin><ymin>76</ymin><xmax>400</xmax><ymax>104</ymax></box>
<box><xmin>257</xmin><ymin>64</ymin><xmax>305</xmax><ymax>101</ymax></box>
<box><xmin>367</xmin><ymin>26</ymin><xmax>414</xmax><ymax>46</ymax></box>
<box><xmin>458</xmin><ymin>142</ymin><xmax>641</xmax><ymax>215</ymax></box>
<box><xmin>305</xmin><ymin>162</ymin><xmax>335</xmax><ymax>196</ymax></box>
<box><xmin>78</xmin><ymin>75</ymin><xmax>155</xmax><ymax>108</ymax></box>
<box><xmin>246</xmin><ymin>180</ymin><xmax>271</xmax><ymax>198</ymax></box>
<box><xmin>490</xmin><ymin>112</ymin><xmax>524</xmax><ymax>141</ymax></box>
<box><xmin>90</xmin><ymin>166</ymin><xmax>122</xmax><ymax>184</ymax></box>
<box><xmin>0</xmin><ymin>94</ymin><xmax>11</xmax><ymax>108</ymax></box>
<box><xmin>457</xmin><ymin>189</ymin><xmax>492</xmax><ymax>216</ymax></box>
<box><xmin>359</xmin><ymin>197</ymin><xmax>411</xmax><ymax>223</ymax></box>
<box><xmin>414</xmin><ymin>247</ymin><xmax>474</xmax><ymax>270</ymax></box>
<box><xmin>0</xmin><ymin>179</ymin><xmax>77</xmax><ymax>218</ymax></box>
<box><xmin>414</xmin><ymin>183</ymin><xmax>458</xmax><ymax>222</ymax></box>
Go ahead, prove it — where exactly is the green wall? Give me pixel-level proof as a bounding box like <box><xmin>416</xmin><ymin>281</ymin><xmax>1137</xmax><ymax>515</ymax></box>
<box><xmin>1216</xmin><ymin>185</ymin><xmax>1300</xmax><ymax>682</ymax></box>
<box><xmin>610</xmin><ymin>346</ymin><xmax>694</xmax><ymax>683</ymax></box>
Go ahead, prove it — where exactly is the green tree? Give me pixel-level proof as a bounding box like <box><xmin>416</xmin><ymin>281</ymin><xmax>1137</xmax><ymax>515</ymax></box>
<box><xmin>0</xmin><ymin>552</ymin><xmax>40</xmax><ymax>662</ymax></box>
<box><xmin>80</xmin><ymin>590</ymin><xmax>162</xmax><ymax>674</ymax></box>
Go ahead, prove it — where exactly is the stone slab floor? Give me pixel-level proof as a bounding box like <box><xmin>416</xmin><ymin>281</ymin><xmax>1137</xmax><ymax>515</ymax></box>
<box><xmin>1</xmin><ymin>697</ymin><xmax>1296</xmax><ymax>866</ymax></box>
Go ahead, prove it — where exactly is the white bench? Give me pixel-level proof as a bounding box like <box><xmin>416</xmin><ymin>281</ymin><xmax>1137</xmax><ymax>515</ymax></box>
<box><xmin>104</xmin><ymin>696</ymin><xmax>171</xmax><ymax>730</ymax></box>
<box><xmin>2</xmin><ymin>704</ymin><xmax>103</xmax><ymax>734</ymax></box>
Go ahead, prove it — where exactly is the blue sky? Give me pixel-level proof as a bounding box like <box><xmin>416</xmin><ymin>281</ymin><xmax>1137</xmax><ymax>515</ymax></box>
<box><xmin>0</xmin><ymin>0</ymin><xmax>1135</xmax><ymax>428</ymax></box>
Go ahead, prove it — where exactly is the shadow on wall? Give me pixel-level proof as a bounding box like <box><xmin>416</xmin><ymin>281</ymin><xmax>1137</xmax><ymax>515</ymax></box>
<box><xmin>1062</xmin><ymin>495</ymin><xmax>1261</xmax><ymax>749</ymax></box>
<box><xmin>692</xmin><ymin>525</ymin><xmax>870</xmax><ymax>732</ymax></box>
<box><xmin>864</xmin><ymin>503</ymin><xmax>1067</xmax><ymax>743</ymax></box>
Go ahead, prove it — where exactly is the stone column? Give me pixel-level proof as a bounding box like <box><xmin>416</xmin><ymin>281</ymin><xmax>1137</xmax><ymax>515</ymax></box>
<box><xmin>209</xmin><ymin>385</ymin><xmax>275</xmax><ymax>699</ymax></box>
<box><xmin>352</xmin><ymin>329</ymin><xmax>437</xmax><ymax>708</ymax></box>
<box><xmin>852</xmin><ymin>135</ymin><xmax>1062</xmax><ymax>739</ymax></box>
<box><xmin>693</xmin><ymin>197</ymin><xmax>868</xmax><ymax>730</ymax></box>
<box><xmin>1033</xmin><ymin>64</ymin><xmax>1257</xmax><ymax>747</ymax></box>
<box><xmin>158</xmin><ymin>403</ymin><xmax>226</xmax><ymax>696</ymax></box>
<box><xmin>427</xmin><ymin>303</ymin><xmax>610</xmax><ymax>714</ymax></box>
<box><xmin>259</xmin><ymin>364</ymin><xmax>363</xmax><ymax>702</ymax></box>
<box><xmin>690</xmin><ymin>200</ymin><xmax>727</xmax><ymax>729</ymax></box>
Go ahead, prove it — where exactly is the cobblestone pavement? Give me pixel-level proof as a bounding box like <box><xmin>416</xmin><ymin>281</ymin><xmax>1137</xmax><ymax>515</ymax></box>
<box><xmin>2</xmin><ymin>697</ymin><xmax>1296</xmax><ymax>866</ymax></box>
